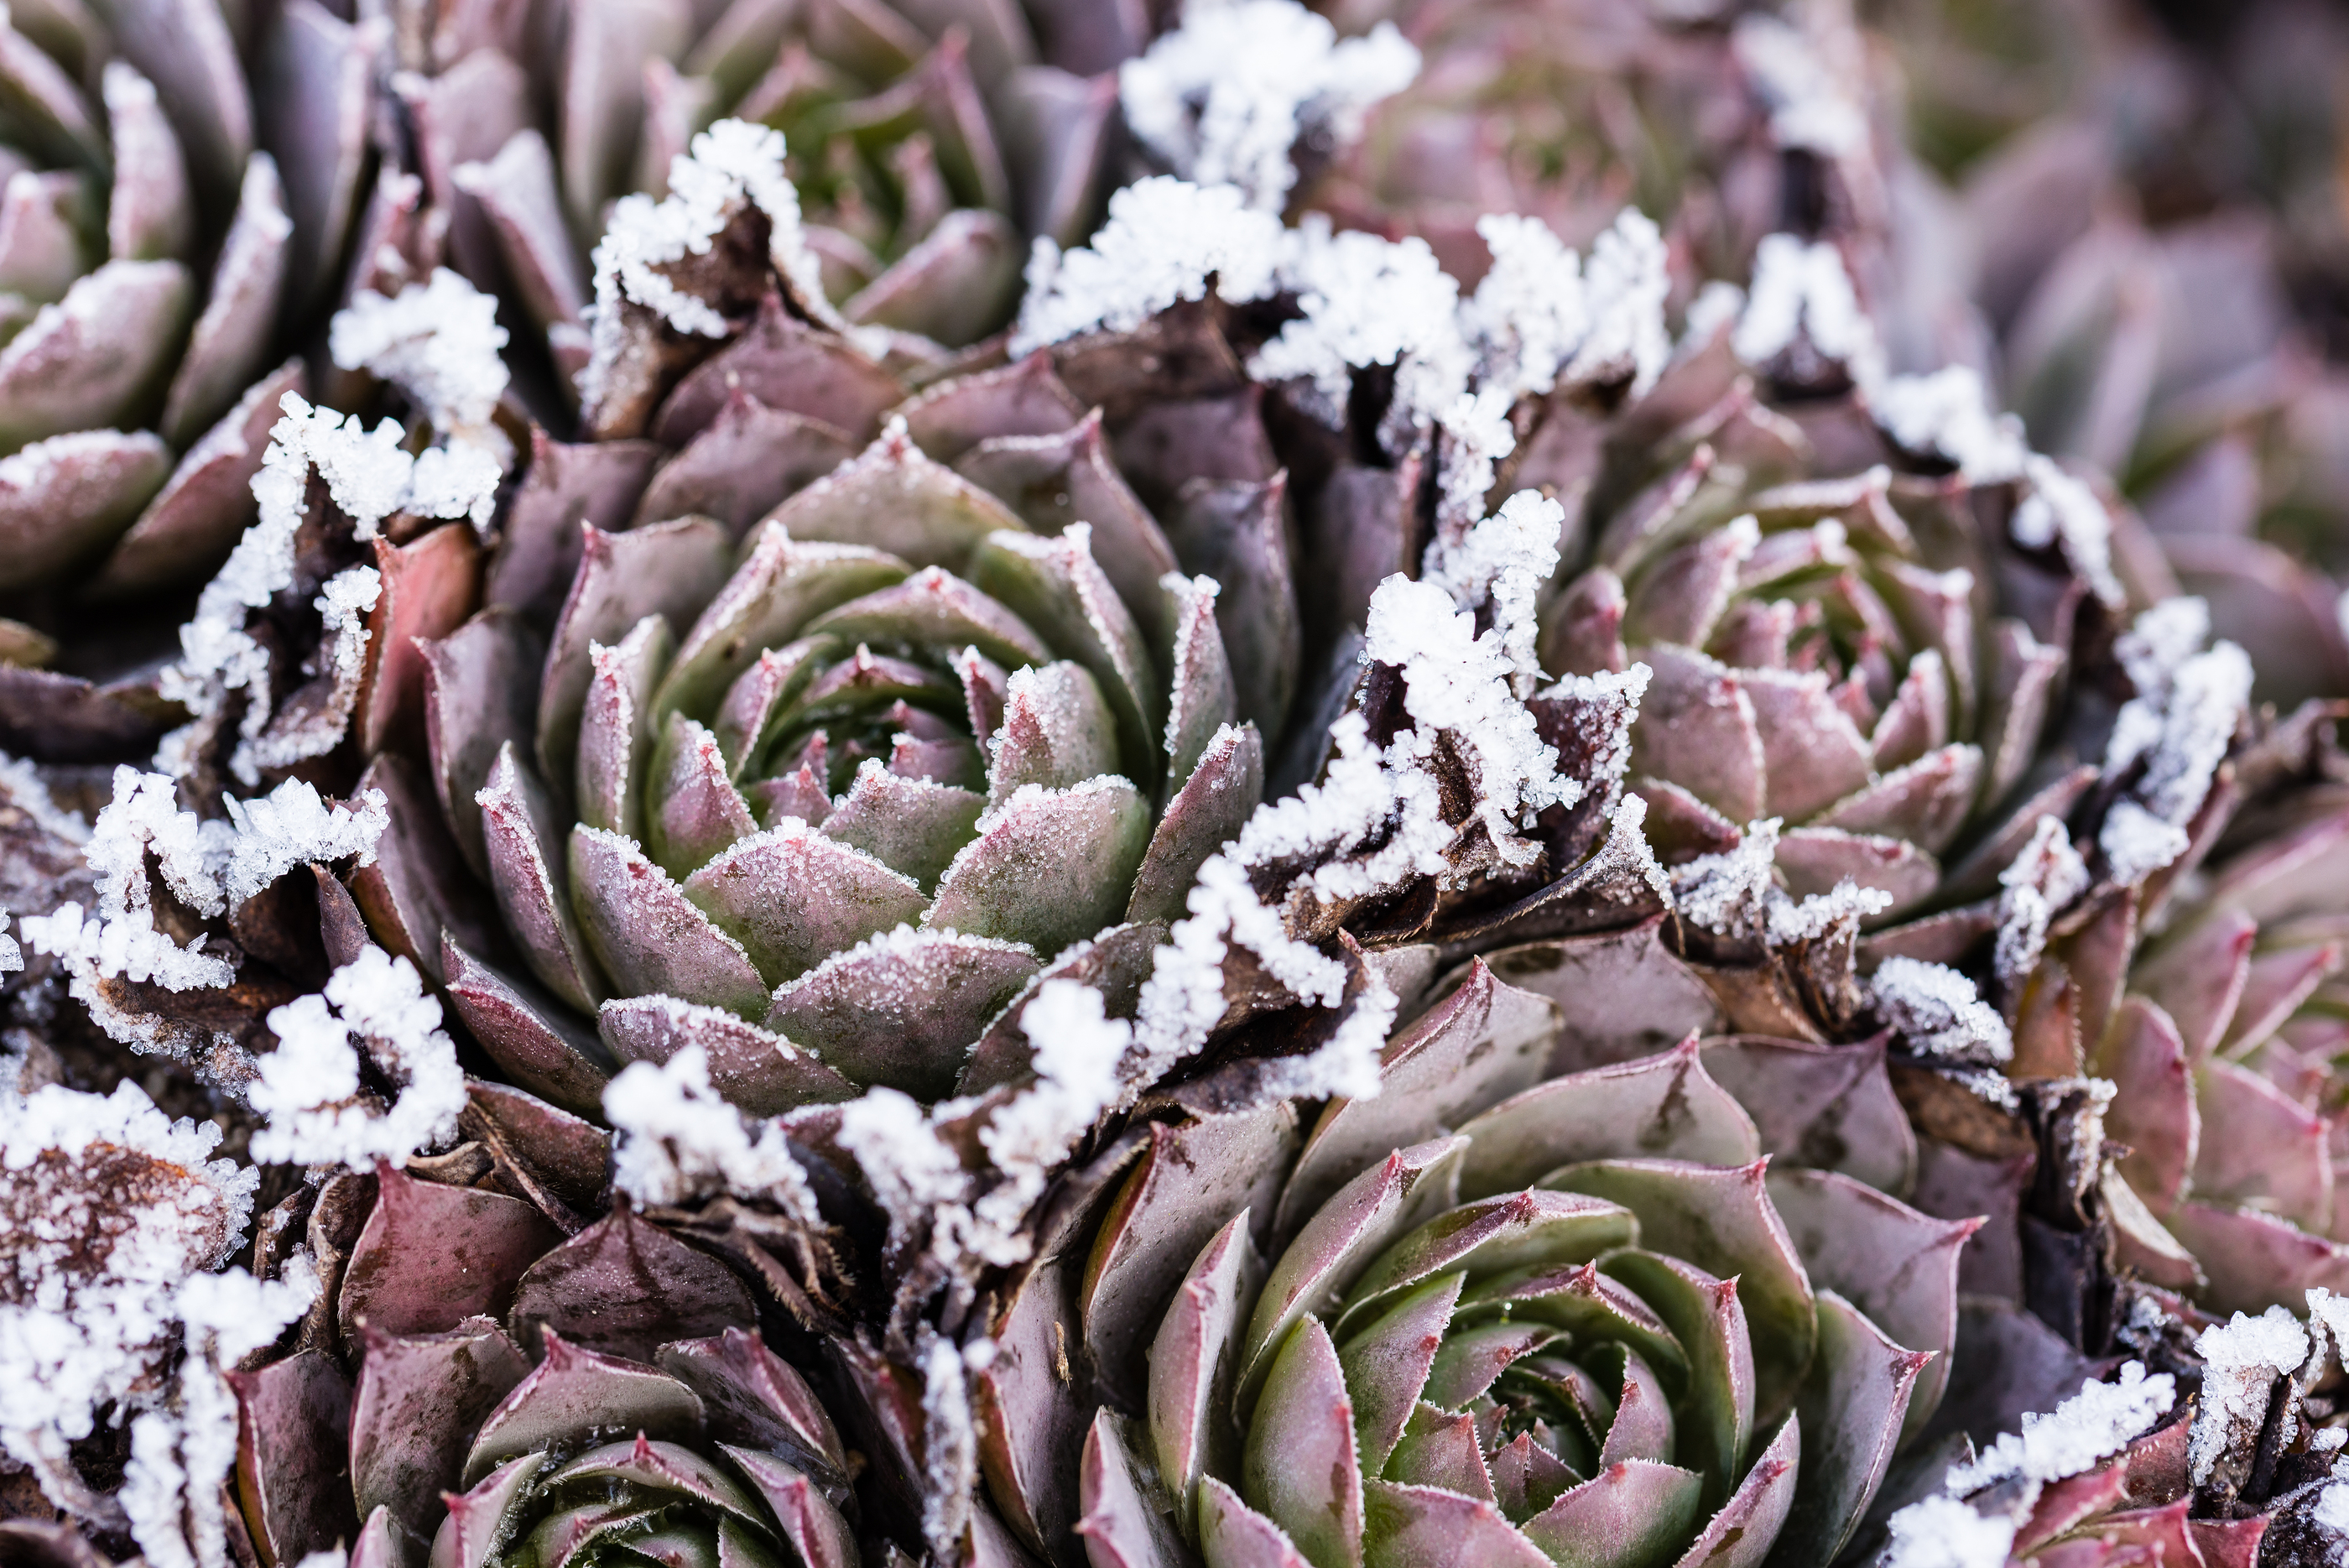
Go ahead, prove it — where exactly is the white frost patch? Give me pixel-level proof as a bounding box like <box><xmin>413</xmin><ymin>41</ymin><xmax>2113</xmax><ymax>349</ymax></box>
<box><xmin>158</xmin><ymin>393</ymin><xmax>500</xmax><ymax>784</ymax></box>
<box><xmin>2097</xmin><ymin>600</ymin><xmax>2251</xmax><ymax>887</ymax></box>
<box><xmin>1883</xmin><ymin>1360</ymin><xmax>2175</xmax><ymax>1566</ymax></box>
<box><xmin>1253</xmin><ymin>217</ymin><xmax>1470</xmax><ymax>437</ymax></box>
<box><xmin>330</xmin><ymin>267</ymin><xmax>514</xmax><ymax>491</ymax></box>
<box><xmin>1732</xmin><ymin>13</ymin><xmax>1867</xmax><ymax>157</ymax></box>
<box><xmin>1012</xmin><ymin>176</ymin><xmax>1284</xmax><ymax>353</ymax></box>
<box><xmin>122</xmin><ymin>1260</ymin><xmax>317</xmax><ymax>1568</ymax></box>
<box><xmin>1119</xmin><ymin>0</ymin><xmax>1418</xmax><ymax>211</ymax></box>
<box><xmin>248</xmin><ymin>946</ymin><xmax>466</xmax><ymax>1168</ymax></box>
<box><xmin>0</xmin><ymin>751</ymin><xmax>89</xmax><ymax>845</ymax></box>
<box><xmin>977</xmin><ymin>981</ymin><xmax>1125</xmax><ymax>1189</ymax></box>
<box><xmin>2190</xmin><ymin>1306</ymin><xmax>2308</xmax><ymax>1487</ymax></box>
<box><xmin>1993</xmin><ymin>815</ymin><xmax>2091</xmax><ymax>991</ymax></box>
<box><xmin>1733</xmin><ymin>233</ymin><xmax>1884</xmax><ymax>389</ymax></box>
<box><xmin>1419</xmin><ymin>489</ymin><xmax>1564</xmax><ymax>696</ymax></box>
<box><xmin>23</xmin><ymin>769</ymin><xmax>387</xmax><ymax>1047</ymax></box>
<box><xmin>1366</xmin><ymin>573</ymin><xmax>1582</xmax><ymax>864</ymax></box>
<box><xmin>1870</xmin><ymin>366</ymin><xmax>2029</xmax><ymax>482</ymax></box>
<box><xmin>0</xmin><ymin>1080</ymin><xmax>262</xmax><ymax>1531</ymax></box>
<box><xmin>1879</xmin><ymin>1495</ymin><xmax>2018</xmax><ymax>1568</ymax></box>
<box><xmin>2013</xmin><ymin>456</ymin><xmax>2125</xmax><ymax>608</ymax></box>
<box><xmin>1871</xmin><ymin>956</ymin><xmax>2013</xmax><ymax>1065</ymax></box>
<box><xmin>581</xmin><ymin>118</ymin><xmax>836</xmax><ymax>413</ymax></box>
<box><xmin>604</xmin><ymin>1043</ymin><xmax>819</xmax><ymax>1222</ymax></box>
<box><xmin>1672</xmin><ymin>816</ymin><xmax>1891</xmax><ymax>946</ymax></box>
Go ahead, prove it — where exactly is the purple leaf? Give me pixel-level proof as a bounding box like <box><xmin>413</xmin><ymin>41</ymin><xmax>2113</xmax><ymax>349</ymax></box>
<box><xmin>443</xmin><ymin>937</ymin><xmax>617</xmax><ymax>1118</ymax></box>
<box><xmin>570</xmin><ymin>826</ymin><xmax>771</xmax><ymax>1017</ymax></box>
<box><xmin>349</xmin><ymin>1320</ymin><xmax>529</xmax><ymax>1540</ymax></box>
<box><xmin>600</xmin><ymin>992</ymin><xmax>857</xmax><ymax>1114</ymax></box>
<box><xmin>510</xmin><ymin>1206</ymin><xmax>757</xmax><ymax>1362</ymax></box>
<box><xmin>341</xmin><ymin>1167</ymin><xmax>560</xmax><ymax>1336</ymax></box>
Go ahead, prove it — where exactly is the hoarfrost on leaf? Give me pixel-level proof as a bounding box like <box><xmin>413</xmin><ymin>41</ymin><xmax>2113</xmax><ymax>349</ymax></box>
<box><xmin>1880</xmin><ymin>1496</ymin><xmax>2017</xmax><ymax>1568</ymax></box>
<box><xmin>603</xmin><ymin>1041</ymin><xmax>818</xmax><ymax>1222</ymax></box>
<box><xmin>0</xmin><ymin>1079</ymin><xmax>263</xmax><ymax>1530</ymax></box>
<box><xmin>1419</xmin><ymin>488</ymin><xmax>1565</xmax><ymax>696</ymax></box>
<box><xmin>1250</xmin><ymin>216</ymin><xmax>1469</xmax><ymax>435</ymax></box>
<box><xmin>248</xmin><ymin>946</ymin><xmax>466</xmax><ymax>1168</ymax></box>
<box><xmin>2190</xmin><ymin>1307</ymin><xmax>2309</xmax><ymax>1487</ymax></box>
<box><xmin>1870</xmin><ymin>366</ymin><xmax>2029</xmax><ymax>482</ymax></box>
<box><xmin>2096</xmin><ymin>601</ymin><xmax>2250</xmax><ymax>887</ymax></box>
<box><xmin>2013</xmin><ymin>456</ymin><xmax>2125</xmax><ymax>608</ymax></box>
<box><xmin>1731</xmin><ymin>13</ymin><xmax>1869</xmax><ymax>157</ymax></box>
<box><xmin>1994</xmin><ymin>815</ymin><xmax>2090</xmax><ymax>989</ymax></box>
<box><xmin>1872</xmin><ymin>956</ymin><xmax>2013</xmax><ymax>1065</ymax></box>
<box><xmin>158</xmin><ymin>393</ymin><xmax>502</xmax><ymax>783</ymax></box>
<box><xmin>1733</xmin><ymin>232</ymin><xmax>1884</xmax><ymax>389</ymax></box>
<box><xmin>581</xmin><ymin>119</ymin><xmax>832</xmax><ymax>415</ymax></box>
<box><xmin>1118</xmin><ymin>0</ymin><xmax>1419</xmax><ymax>211</ymax></box>
<box><xmin>1010</xmin><ymin>176</ymin><xmax>1284</xmax><ymax>353</ymax></box>
<box><xmin>329</xmin><ymin>268</ymin><xmax>513</xmax><ymax>456</ymax></box>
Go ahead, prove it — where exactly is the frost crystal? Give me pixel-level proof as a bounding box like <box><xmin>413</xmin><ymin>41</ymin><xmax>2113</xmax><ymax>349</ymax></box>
<box><xmin>2097</xmin><ymin>600</ymin><xmax>2251</xmax><ymax>887</ymax></box>
<box><xmin>1732</xmin><ymin>13</ymin><xmax>1868</xmax><ymax>157</ymax></box>
<box><xmin>1119</xmin><ymin>0</ymin><xmax>1419</xmax><ymax>211</ymax></box>
<box><xmin>977</xmin><ymin>982</ymin><xmax>1125</xmax><ymax>1185</ymax></box>
<box><xmin>1883</xmin><ymin>1361</ymin><xmax>2176</xmax><ymax>1566</ymax></box>
<box><xmin>1009</xmin><ymin>177</ymin><xmax>1284</xmax><ymax>353</ymax></box>
<box><xmin>0</xmin><ymin>1081</ymin><xmax>260</xmax><ymax>1523</ymax></box>
<box><xmin>1420</xmin><ymin>489</ymin><xmax>1565</xmax><ymax>696</ymax></box>
<box><xmin>1872</xmin><ymin>956</ymin><xmax>2013</xmax><ymax>1065</ymax></box>
<box><xmin>1673</xmin><ymin>817</ymin><xmax>1890</xmax><ymax>945</ymax></box>
<box><xmin>23</xmin><ymin>769</ymin><xmax>387</xmax><ymax>1048</ymax></box>
<box><xmin>248</xmin><ymin>946</ymin><xmax>466</xmax><ymax>1168</ymax></box>
<box><xmin>123</xmin><ymin>1260</ymin><xmax>317</xmax><ymax>1568</ymax></box>
<box><xmin>1870</xmin><ymin>366</ymin><xmax>2029</xmax><ymax>482</ymax></box>
<box><xmin>581</xmin><ymin>119</ymin><xmax>831</xmax><ymax>410</ymax></box>
<box><xmin>1994</xmin><ymin>815</ymin><xmax>2090</xmax><ymax>989</ymax></box>
<box><xmin>1733</xmin><ymin>233</ymin><xmax>1884</xmax><ymax>388</ymax></box>
<box><xmin>2013</xmin><ymin>456</ymin><xmax>2125</xmax><ymax>607</ymax></box>
<box><xmin>1366</xmin><ymin>573</ymin><xmax>1581</xmax><ymax>862</ymax></box>
<box><xmin>1880</xmin><ymin>1497</ymin><xmax>2018</xmax><ymax>1568</ymax></box>
<box><xmin>0</xmin><ymin>751</ymin><xmax>89</xmax><ymax>845</ymax></box>
<box><xmin>603</xmin><ymin>1043</ymin><xmax>818</xmax><ymax>1222</ymax></box>
<box><xmin>1251</xmin><ymin>217</ymin><xmax>1469</xmax><ymax>434</ymax></box>
<box><xmin>836</xmin><ymin>1087</ymin><xmax>971</xmax><ymax>1258</ymax></box>
<box><xmin>2190</xmin><ymin>1307</ymin><xmax>2309</xmax><ymax>1486</ymax></box>
<box><xmin>158</xmin><ymin>393</ymin><xmax>501</xmax><ymax>783</ymax></box>
<box><xmin>329</xmin><ymin>268</ymin><xmax>513</xmax><ymax>468</ymax></box>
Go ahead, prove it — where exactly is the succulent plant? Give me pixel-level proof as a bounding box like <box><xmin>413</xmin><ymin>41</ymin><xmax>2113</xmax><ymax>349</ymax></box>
<box><xmin>226</xmin><ymin>1093</ymin><xmax>876</xmax><ymax>1568</ymax></box>
<box><xmin>1866</xmin><ymin>0</ymin><xmax>2349</xmax><ymax>706</ymax></box>
<box><xmin>0</xmin><ymin>0</ymin><xmax>387</xmax><ymax>759</ymax></box>
<box><xmin>1296</xmin><ymin>0</ymin><xmax>1911</xmax><ymax>314</ymax></box>
<box><xmin>2004</xmin><ymin>716</ymin><xmax>2349</xmax><ymax>1318</ymax></box>
<box><xmin>395</xmin><ymin>0</ymin><xmax>1128</xmax><ymax>393</ymax></box>
<box><xmin>964</xmin><ymin>956</ymin><xmax>1974</xmax><ymax>1566</ymax></box>
<box><xmin>342</xmin><ymin>121</ymin><xmax>1305</xmax><ymax>1117</ymax></box>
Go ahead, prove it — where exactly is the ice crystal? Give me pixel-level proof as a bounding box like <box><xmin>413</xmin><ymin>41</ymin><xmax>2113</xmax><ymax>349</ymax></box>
<box><xmin>1119</xmin><ymin>0</ymin><xmax>1418</xmax><ymax>211</ymax></box>
<box><xmin>0</xmin><ymin>751</ymin><xmax>89</xmax><ymax>845</ymax></box>
<box><xmin>2098</xmin><ymin>602</ymin><xmax>2250</xmax><ymax>887</ymax></box>
<box><xmin>1010</xmin><ymin>177</ymin><xmax>1284</xmax><ymax>353</ymax></box>
<box><xmin>122</xmin><ymin>1260</ymin><xmax>316</xmax><ymax>1568</ymax></box>
<box><xmin>0</xmin><ymin>1081</ymin><xmax>260</xmax><ymax>1522</ymax></box>
<box><xmin>1419</xmin><ymin>489</ymin><xmax>1565</xmax><ymax>696</ymax></box>
<box><xmin>603</xmin><ymin>1043</ymin><xmax>818</xmax><ymax>1222</ymax></box>
<box><xmin>1880</xmin><ymin>1497</ymin><xmax>2018</xmax><ymax>1568</ymax></box>
<box><xmin>1870</xmin><ymin>366</ymin><xmax>2029</xmax><ymax>482</ymax></box>
<box><xmin>1732</xmin><ymin>13</ymin><xmax>1868</xmax><ymax>157</ymax></box>
<box><xmin>158</xmin><ymin>393</ymin><xmax>500</xmax><ymax>783</ymax></box>
<box><xmin>2013</xmin><ymin>456</ymin><xmax>2125</xmax><ymax>608</ymax></box>
<box><xmin>1872</xmin><ymin>956</ymin><xmax>2013</xmax><ymax>1065</ymax></box>
<box><xmin>22</xmin><ymin>769</ymin><xmax>383</xmax><ymax>1037</ymax></box>
<box><xmin>1734</xmin><ymin>233</ymin><xmax>1884</xmax><ymax>388</ymax></box>
<box><xmin>1949</xmin><ymin>1360</ymin><xmax>2178</xmax><ymax>1494</ymax></box>
<box><xmin>248</xmin><ymin>946</ymin><xmax>466</xmax><ymax>1168</ymax></box>
<box><xmin>1366</xmin><ymin>573</ymin><xmax>1581</xmax><ymax>862</ymax></box>
<box><xmin>2190</xmin><ymin>1307</ymin><xmax>2308</xmax><ymax>1486</ymax></box>
<box><xmin>581</xmin><ymin>119</ymin><xmax>830</xmax><ymax>410</ymax></box>
<box><xmin>1251</xmin><ymin>216</ymin><xmax>1469</xmax><ymax>434</ymax></box>
<box><xmin>1994</xmin><ymin>815</ymin><xmax>2090</xmax><ymax>989</ymax></box>
<box><xmin>329</xmin><ymin>268</ymin><xmax>512</xmax><ymax>449</ymax></box>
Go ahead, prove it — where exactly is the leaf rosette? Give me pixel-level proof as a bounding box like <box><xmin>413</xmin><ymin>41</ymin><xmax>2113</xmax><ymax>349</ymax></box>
<box><xmin>966</xmin><ymin>961</ymin><xmax>1975</xmax><ymax>1568</ymax></box>
<box><xmin>373</xmin><ymin>307</ymin><xmax>1296</xmax><ymax>1113</ymax></box>
<box><xmin>228</xmin><ymin>1114</ymin><xmax>869</xmax><ymax>1568</ymax></box>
